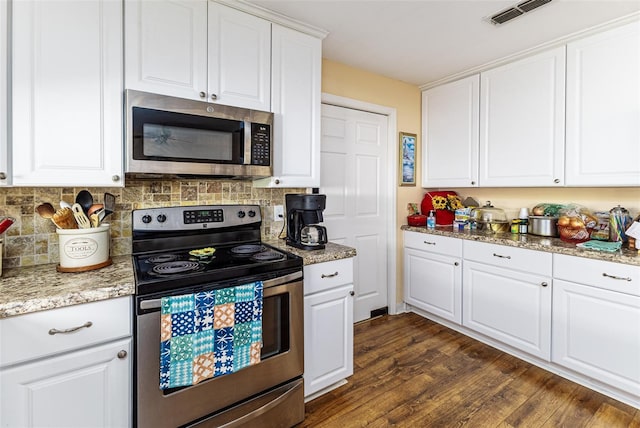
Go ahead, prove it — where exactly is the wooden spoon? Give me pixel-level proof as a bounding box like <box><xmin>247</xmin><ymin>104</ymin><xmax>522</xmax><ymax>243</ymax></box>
<box><xmin>36</xmin><ymin>203</ymin><xmax>60</xmax><ymax>228</ymax></box>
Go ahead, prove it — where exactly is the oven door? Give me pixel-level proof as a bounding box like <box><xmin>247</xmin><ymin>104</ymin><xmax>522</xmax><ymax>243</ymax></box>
<box><xmin>135</xmin><ymin>271</ymin><xmax>304</xmax><ymax>428</ymax></box>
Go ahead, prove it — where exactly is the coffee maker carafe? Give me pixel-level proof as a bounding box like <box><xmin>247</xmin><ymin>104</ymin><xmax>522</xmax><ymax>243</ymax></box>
<box><xmin>285</xmin><ymin>194</ymin><xmax>328</xmax><ymax>250</ymax></box>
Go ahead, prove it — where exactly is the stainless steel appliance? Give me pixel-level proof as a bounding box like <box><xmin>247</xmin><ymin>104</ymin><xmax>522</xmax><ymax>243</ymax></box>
<box><xmin>132</xmin><ymin>204</ymin><xmax>304</xmax><ymax>428</ymax></box>
<box><xmin>125</xmin><ymin>90</ymin><xmax>273</xmax><ymax>179</ymax></box>
<box><xmin>285</xmin><ymin>194</ymin><xmax>328</xmax><ymax>251</ymax></box>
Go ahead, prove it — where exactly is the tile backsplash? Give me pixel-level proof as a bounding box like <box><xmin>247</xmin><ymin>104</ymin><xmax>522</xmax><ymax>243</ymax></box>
<box><xmin>0</xmin><ymin>179</ymin><xmax>305</xmax><ymax>269</ymax></box>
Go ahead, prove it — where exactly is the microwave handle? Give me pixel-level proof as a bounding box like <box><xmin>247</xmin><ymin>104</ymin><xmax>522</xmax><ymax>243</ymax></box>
<box><xmin>243</xmin><ymin>120</ymin><xmax>252</xmax><ymax>165</ymax></box>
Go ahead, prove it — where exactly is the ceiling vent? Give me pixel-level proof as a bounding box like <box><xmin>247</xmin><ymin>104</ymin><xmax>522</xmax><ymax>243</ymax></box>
<box><xmin>489</xmin><ymin>0</ymin><xmax>552</xmax><ymax>25</ymax></box>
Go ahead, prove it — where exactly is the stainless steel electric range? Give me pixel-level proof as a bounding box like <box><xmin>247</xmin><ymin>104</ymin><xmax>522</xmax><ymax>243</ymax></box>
<box><xmin>132</xmin><ymin>204</ymin><xmax>304</xmax><ymax>428</ymax></box>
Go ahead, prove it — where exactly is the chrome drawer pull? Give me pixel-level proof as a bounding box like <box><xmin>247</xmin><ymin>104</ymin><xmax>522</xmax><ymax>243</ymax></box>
<box><xmin>602</xmin><ymin>273</ymin><xmax>632</xmax><ymax>282</ymax></box>
<box><xmin>48</xmin><ymin>321</ymin><xmax>93</xmax><ymax>335</ymax></box>
<box><xmin>493</xmin><ymin>253</ymin><xmax>511</xmax><ymax>259</ymax></box>
<box><xmin>423</xmin><ymin>241</ymin><xmax>436</xmax><ymax>245</ymax></box>
<box><xmin>321</xmin><ymin>272</ymin><xmax>339</xmax><ymax>278</ymax></box>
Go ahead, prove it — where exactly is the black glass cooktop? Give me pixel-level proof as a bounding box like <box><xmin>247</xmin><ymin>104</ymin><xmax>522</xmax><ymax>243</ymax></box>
<box><xmin>133</xmin><ymin>242</ymin><xmax>302</xmax><ymax>295</ymax></box>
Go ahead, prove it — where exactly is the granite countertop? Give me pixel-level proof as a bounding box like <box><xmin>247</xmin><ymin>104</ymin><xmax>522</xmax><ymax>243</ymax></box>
<box><xmin>264</xmin><ymin>239</ymin><xmax>357</xmax><ymax>265</ymax></box>
<box><xmin>0</xmin><ymin>242</ymin><xmax>356</xmax><ymax>319</ymax></box>
<box><xmin>402</xmin><ymin>225</ymin><xmax>640</xmax><ymax>266</ymax></box>
<box><xmin>0</xmin><ymin>255</ymin><xmax>135</xmax><ymax>319</ymax></box>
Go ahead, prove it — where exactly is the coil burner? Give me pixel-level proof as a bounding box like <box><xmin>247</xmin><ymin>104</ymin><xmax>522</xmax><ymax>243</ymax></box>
<box><xmin>151</xmin><ymin>261</ymin><xmax>202</xmax><ymax>276</ymax></box>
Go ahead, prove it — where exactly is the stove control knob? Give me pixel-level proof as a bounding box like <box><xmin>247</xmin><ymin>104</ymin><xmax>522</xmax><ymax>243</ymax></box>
<box><xmin>142</xmin><ymin>214</ymin><xmax>152</xmax><ymax>224</ymax></box>
<box><xmin>237</xmin><ymin>210</ymin><xmax>246</xmax><ymax>218</ymax></box>
<box><xmin>248</xmin><ymin>210</ymin><xmax>256</xmax><ymax>218</ymax></box>
<box><xmin>157</xmin><ymin>214</ymin><xmax>167</xmax><ymax>223</ymax></box>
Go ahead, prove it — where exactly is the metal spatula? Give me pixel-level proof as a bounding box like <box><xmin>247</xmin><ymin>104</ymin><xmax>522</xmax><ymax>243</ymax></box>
<box><xmin>103</xmin><ymin>193</ymin><xmax>116</xmax><ymax>218</ymax></box>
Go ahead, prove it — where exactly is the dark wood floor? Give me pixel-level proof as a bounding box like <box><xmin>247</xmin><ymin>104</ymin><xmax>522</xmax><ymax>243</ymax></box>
<box><xmin>301</xmin><ymin>312</ymin><xmax>640</xmax><ymax>427</ymax></box>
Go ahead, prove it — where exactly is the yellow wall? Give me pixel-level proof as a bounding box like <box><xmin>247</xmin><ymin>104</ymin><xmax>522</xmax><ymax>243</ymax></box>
<box><xmin>322</xmin><ymin>59</ymin><xmax>422</xmax><ymax>304</ymax></box>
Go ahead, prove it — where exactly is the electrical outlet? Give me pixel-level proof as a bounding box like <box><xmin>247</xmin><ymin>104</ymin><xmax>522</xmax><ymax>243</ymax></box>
<box><xmin>273</xmin><ymin>205</ymin><xmax>284</xmax><ymax>221</ymax></box>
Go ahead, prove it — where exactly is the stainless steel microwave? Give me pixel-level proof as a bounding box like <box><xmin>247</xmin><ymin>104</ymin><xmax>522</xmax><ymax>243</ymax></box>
<box><xmin>125</xmin><ymin>90</ymin><xmax>273</xmax><ymax>178</ymax></box>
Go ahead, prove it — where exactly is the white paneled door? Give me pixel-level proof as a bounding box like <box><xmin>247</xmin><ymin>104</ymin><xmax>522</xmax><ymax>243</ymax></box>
<box><xmin>320</xmin><ymin>104</ymin><xmax>389</xmax><ymax>322</ymax></box>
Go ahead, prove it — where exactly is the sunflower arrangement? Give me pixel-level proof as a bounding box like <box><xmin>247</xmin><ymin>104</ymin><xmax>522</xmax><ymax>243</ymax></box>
<box><xmin>431</xmin><ymin>194</ymin><xmax>464</xmax><ymax>211</ymax></box>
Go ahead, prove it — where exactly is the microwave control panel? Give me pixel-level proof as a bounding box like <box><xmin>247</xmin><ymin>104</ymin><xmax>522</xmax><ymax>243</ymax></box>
<box><xmin>251</xmin><ymin>123</ymin><xmax>271</xmax><ymax>166</ymax></box>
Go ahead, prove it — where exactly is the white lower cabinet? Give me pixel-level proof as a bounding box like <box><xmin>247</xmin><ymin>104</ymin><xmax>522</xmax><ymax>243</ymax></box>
<box><xmin>462</xmin><ymin>241</ymin><xmax>552</xmax><ymax>360</ymax></box>
<box><xmin>403</xmin><ymin>231</ymin><xmax>462</xmax><ymax>323</ymax></box>
<box><xmin>0</xmin><ymin>297</ymin><xmax>132</xmax><ymax>428</ymax></box>
<box><xmin>303</xmin><ymin>258</ymin><xmax>354</xmax><ymax>398</ymax></box>
<box><xmin>552</xmin><ymin>254</ymin><xmax>640</xmax><ymax>399</ymax></box>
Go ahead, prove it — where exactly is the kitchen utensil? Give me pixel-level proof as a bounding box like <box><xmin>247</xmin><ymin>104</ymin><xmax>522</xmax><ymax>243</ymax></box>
<box><xmin>103</xmin><ymin>192</ymin><xmax>116</xmax><ymax>217</ymax></box>
<box><xmin>60</xmin><ymin>200</ymin><xmax>72</xmax><ymax>209</ymax></box>
<box><xmin>71</xmin><ymin>203</ymin><xmax>91</xmax><ymax>229</ymax></box>
<box><xmin>609</xmin><ymin>205</ymin><xmax>632</xmax><ymax>242</ymax></box>
<box><xmin>89</xmin><ymin>213</ymin><xmax>100</xmax><ymax>228</ymax></box>
<box><xmin>36</xmin><ymin>203</ymin><xmax>56</xmax><ymax>219</ymax></box>
<box><xmin>528</xmin><ymin>216</ymin><xmax>559</xmax><ymax>237</ymax></box>
<box><xmin>87</xmin><ymin>204</ymin><xmax>104</xmax><ymax>217</ymax></box>
<box><xmin>75</xmin><ymin>190</ymin><xmax>94</xmax><ymax>214</ymax></box>
<box><xmin>0</xmin><ymin>217</ymin><xmax>15</xmax><ymax>234</ymax></box>
<box><xmin>52</xmin><ymin>207</ymin><xmax>78</xmax><ymax>229</ymax></box>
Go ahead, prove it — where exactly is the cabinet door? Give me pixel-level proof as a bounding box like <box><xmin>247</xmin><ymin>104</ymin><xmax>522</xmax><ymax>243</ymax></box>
<box><xmin>0</xmin><ymin>339</ymin><xmax>131</xmax><ymax>428</ymax></box>
<box><xmin>422</xmin><ymin>75</ymin><xmax>479</xmax><ymax>188</ymax></box>
<box><xmin>553</xmin><ymin>279</ymin><xmax>640</xmax><ymax>396</ymax></box>
<box><xmin>256</xmin><ymin>24</ymin><xmax>321</xmax><ymax>188</ymax></box>
<box><xmin>404</xmin><ymin>248</ymin><xmax>461</xmax><ymax>323</ymax></box>
<box><xmin>125</xmin><ymin>0</ymin><xmax>208</xmax><ymax>101</ymax></box>
<box><xmin>208</xmin><ymin>2</ymin><xmax>271</xmax><ymax>110</ymax></box>
<box><xmin>463</xmin><ymin>260</ymin><xmax>551</xmax><ymax>360</ymax></box>
<box><xmin>565</xmin><ymin>21</ymin><xmax>640</xmax><ymax>186</ymax></box>
<box><xmin>304</xmin><ymin>284</ymin><xmax>354</xmax><ymax>397</ymax></box>
<box><xmin>479</xmin><ymin>47</ymin><xmax>565</xmax><ymax>187</ymax></box>
<box><xmin>12</xmin><ymin>0</ymin><xmax>123</xmax><ymax>187</ymax></box>
<box><xmin>0</xmin><ymin>0</ymin><xmax>8</xmax><ymax>186</ymax></box>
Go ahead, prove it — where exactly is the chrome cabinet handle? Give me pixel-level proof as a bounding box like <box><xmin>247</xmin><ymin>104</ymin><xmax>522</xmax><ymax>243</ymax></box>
<box><xmin>112</xmin><ymin>174</ymin><xmax>120</xmax><ymax>182</ymax></box>
<box><xmin>471</xmin><ymin>181</ymin><xmax>476</xmax><ymax>185</ymax></box>
<box><xmin>493</xmin><ymin>253</ymin><xmax>511</xmax><ymax>259</ymax></box>
<box><xmin>211</xmin><ymin>93</ymin><xmax>218</xmax><ymax>100</ymax></box>
<box><xmin>274</xmin><ymin>179</ymin><xmax>280</xmax><ymax>185</ymax></box>
<box><xmin>602</xmin><ymin>273</ymin><xmax>632</xmax><ymax>282</ymax></box>
<box><xmin>349</xmin><ymin>291</ymin><xmax>355</xmax><ymax>296</ymax></box>
<box><xmin>423</xmin><ymin>241</ymin><xmax>436</xmax><ymax>245</ymax></box>
<box><xmin>554</xmin><ymin>178</ymin><xmax>560</xmax><ymax>184</ymax></box>
<box><xmin>321</xmin><ymin>272</ymin><xmax>339</xmax><ymax>279</ymax></box>
<box><xmin>0</xmin><ymin>172</ymin><xmax>6</xmax><ymax>179</ymax></box>
<box><xmin>48</xmin><ymin>321</ymin><xmax>92</xmax><ymax>335</ymax></box>
<box><xmin>117</xmin><ymin>350</ymin><xmax>128</xmax><ymax>359</ymax></box>
<box><xmin>541</xmin><ymin>282</ymin><xmax>548</xmax><ymax>287</ymax></box>
<box><xmin>199</xmin><ymin>91</ymin><xmax>206</xmax><ymax>98</ymax></box>
<box><xmin>454</xmin><ymin>262</ymin><xmax>459</xmax><ymax>266</ymax></box>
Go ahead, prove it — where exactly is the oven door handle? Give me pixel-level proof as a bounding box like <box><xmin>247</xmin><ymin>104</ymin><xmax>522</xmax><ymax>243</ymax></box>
<box><xmin>139</xmin><ymin>270</ymin><xmax>302</xmax><ymax>310</ymax></box>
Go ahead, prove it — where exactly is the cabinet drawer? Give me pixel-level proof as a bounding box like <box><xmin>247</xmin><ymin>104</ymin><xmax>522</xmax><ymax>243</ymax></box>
<box><xmin>554</xmin><ymin>254</ymin><xmax>640</xmax><ymax>296</ymax></box>
<box><xmin>404</xmin><ymin>231</ymin><xmax>462</xmax><ymax>257</ymax></box>
<box><xmin>304</xmin><ymin>258</ymin><xmax>353</xmax><ymax>295</ymax></box>
<box><xmin>0</xmin><ymin>297</ymin><xmax>131</xmax><ymax>368</ymax></box>
<box><xmin>463</xmin><ymin>240</ymin><xmax>551</xmax><ymax>275</ymax></box>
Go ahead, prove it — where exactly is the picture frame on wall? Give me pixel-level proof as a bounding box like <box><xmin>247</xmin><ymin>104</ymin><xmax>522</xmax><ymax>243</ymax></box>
<box><xmin>399</xmin><ymin>132</ymin><xmax>416</xmax><ymax>186</ymax></box>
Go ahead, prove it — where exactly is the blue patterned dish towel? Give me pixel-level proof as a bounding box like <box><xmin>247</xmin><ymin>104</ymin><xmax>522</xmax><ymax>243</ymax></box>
<box><xmin>159</xmin><ymin>281</ymin><xmax>263</xmax><ymax>390</ymax></box>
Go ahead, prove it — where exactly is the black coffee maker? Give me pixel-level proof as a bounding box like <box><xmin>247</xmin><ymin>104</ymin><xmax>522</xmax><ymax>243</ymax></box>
<box><xmin>285</xmin><ymin>194</ymin><xmax>328</xmax><ymax>250</ymax></box>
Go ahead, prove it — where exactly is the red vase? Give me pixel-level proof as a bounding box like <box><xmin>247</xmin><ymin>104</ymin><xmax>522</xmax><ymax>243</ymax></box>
<box><xmin>435</xmin><ymin>209</ymin><xmax>455</xmax><ymax>226</ymax></box>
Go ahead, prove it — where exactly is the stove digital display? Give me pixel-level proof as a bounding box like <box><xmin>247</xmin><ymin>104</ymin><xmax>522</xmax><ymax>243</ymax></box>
<box><xmin>184</xmin><ymin>209</ymin><xmax>224</xmax><ymax>224</ymax></box>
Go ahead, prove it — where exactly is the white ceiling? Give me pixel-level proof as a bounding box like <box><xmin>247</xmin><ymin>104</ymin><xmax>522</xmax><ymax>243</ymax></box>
<box><xmin>247</xmin><ymin>0</ymin><xmax>640</xmax><ymax>87</ymax></box>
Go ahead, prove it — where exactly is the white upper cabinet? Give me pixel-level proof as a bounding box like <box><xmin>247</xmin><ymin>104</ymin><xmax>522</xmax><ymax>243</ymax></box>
<box><xmin>208</xmin><ymin>2</ymin><xmax>271</xmax><ymax>110</ymax></box>
<box><xmin>422</xmin><ymin>75</ymin><xmax>479</xmax><ymax>188</ymax></box>
<box><xmin>125</xmin><ymin>0</ymin><xmax>208</xmax><ymax>102</ymax></box>
<box><xmin>565</xmin><ymin>20</ymin><xmax>640</xmax><ymax>187</ymax></box>
<box><xmin>254</xmin><ymin>24</ymin><xmax>322</xmax><ymax>188</ymax></box>
<box><xmin>125</xmin><ymin>0</ymin><xmax>271</xmax><ymax>111</ymax></box>
<box><xmin>11</xmin><ymin>0</ymin><xmax>123</xmax><ymax>187</ymax></box>
<box><xmin>479</xmin><ymin>47</ymin><xmax>566</xmax><ymax>187</ymax></box>
<box><xmin>0</xmin><ymin>0</ymin><xmax>8</xmax><ymax>186</ymax></box>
